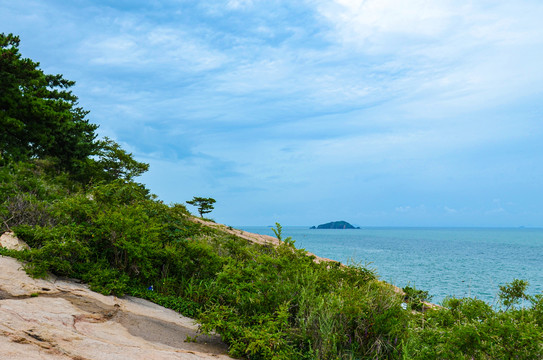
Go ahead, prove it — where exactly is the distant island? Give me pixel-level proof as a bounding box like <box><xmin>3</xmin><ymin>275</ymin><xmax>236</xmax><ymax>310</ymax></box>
<box><xmin>310</xmin><ymin>221</ymin><xmax>360</xmax><ymax>229</ymax></box>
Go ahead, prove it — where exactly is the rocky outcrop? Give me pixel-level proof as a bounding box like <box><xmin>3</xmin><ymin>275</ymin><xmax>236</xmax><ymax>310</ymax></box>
<box><xmin>0</xmin><ymin>231</ymin><xmax>30</xmax><ymax>251</ymax></box>
<box><xmin>310</xmin><ymin>221</ymin><xmax>359</xmax><ymax>229</ymax></box>
<box><xmin>0</xmin><ymin>254</ymin><xmax>232</xmax><ymax>360</ymax></box>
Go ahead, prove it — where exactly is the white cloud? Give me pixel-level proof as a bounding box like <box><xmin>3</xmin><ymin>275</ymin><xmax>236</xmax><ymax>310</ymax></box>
<box><xmin>323</xmin><ymin>0</ymin><xmax>456</xmax><ymax>41</ymax></box>
<box><xmin>395</xmin><ymin>205</ymin><xmax>426</xmax><ymax>213</ymax></box>
<box><xmin>444</xmin><ymin>206</ymin><xmax>457</xmax><ymax>214</ymax></box>
<box><xmin>227</xmin><ymin>0</ymin><xmax>254</xmax><ymax>10</ymax></box>
<box><xmin>3</xmin><ymin>0</ymin><xmax>542</xmax><ymax>225</ymax></box>
<box><xmin>315</xmin><ymin>0</ymin><xmax>543</xmax><ymax>109</ymax></box>
<box><xmin>319</xmin><ymin>0</ymin><xmax>543</xmax><ymax>50</ymax></box>
<box><xmin>81</xmin><ymin>24</ymin><xmax>227</xmax><ymax>72</ymax></box>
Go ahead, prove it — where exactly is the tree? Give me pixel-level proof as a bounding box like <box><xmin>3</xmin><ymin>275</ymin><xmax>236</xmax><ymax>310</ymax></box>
<box><xmin>0</xmin><ymin>33</ymin><xmax>99</xmax><ymax>174</ymax></box>
<box><xmin>91</xmin><ymin>137</ymin><xmax>149</xmax><ymax>182</ymax></box>
<box><xmin>186</xmin><ymin>197</ymin><xmax>216</xmax><ymax>218</ymax></box>
<box><xmin>0</xmin><ymin>33</ymin><xmax>149</xmax><ymax>184</ymax></box>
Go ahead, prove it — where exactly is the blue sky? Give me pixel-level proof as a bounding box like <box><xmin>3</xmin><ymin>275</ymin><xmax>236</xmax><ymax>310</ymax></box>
<box><xmin>2</xmin><ymin>0</ymin><xmax>543</xmax><ymax>226</ymax></box>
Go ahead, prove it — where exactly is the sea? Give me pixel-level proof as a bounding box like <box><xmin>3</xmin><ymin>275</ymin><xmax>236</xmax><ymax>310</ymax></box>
<box><xmin>239</xmin><ymin>226</ymin><xmax>543</xmax><ymax>305</ymax></box>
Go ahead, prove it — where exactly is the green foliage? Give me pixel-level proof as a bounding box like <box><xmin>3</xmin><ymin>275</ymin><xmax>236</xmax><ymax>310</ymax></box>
<box><xmin>499</xmin><ymin>278</ymin><xmax>531</xmax><ymax>310</ymax></box>
<box><xmin>200</xmin><ymin>304</ymin><xmax>288</xmax><ymax>359</ymax></box>
<box><xmin>0</xmin><ymin>33</ymin><xmax>98</xmax><ymax>174</ymax></box>
<box><xmin>0</xmin><ymin>33</ymin><xmax>148</xmax><ymax>184</ymax></box>
<box><xmin>0</xmin><ymin>160</ymin><xmax>77</xmax><ymax>232</ymax></box>
<box><xmin>405</xmin><ymin>282</ymin><xmax>543</xmax><ymax>359</ymax></box>
<box><xmin>402</xmin><ymin>285</ymin><xmax>432</xmax><ymax>311</ymax></box>
<box><xmin>6</xmin><ymin>175</ymin><xmax>407</xmax><ymax>359</ymax></box>
<box><xmin>84</xmin><ymin>137</ymin><xmax>149</xmax><ymax>183</ymax></box>
<box><xmin>82</xmin><ymin>264</ymin><xmax>130</xmax><ymax>296</ymax></box>
<box><xmin>186</xmin><ymin>196</ymin><xmax>216</xmax><ymax>217</ymax></box>
<box><xmin>272</xmin><ymin>222</ymin><xmax>295</xmax><ymax>246</ymax></box>
<box><xmin>293</xmin><ymin>273</ymin><xmax>405</xmax><ymax>359</ymax></box>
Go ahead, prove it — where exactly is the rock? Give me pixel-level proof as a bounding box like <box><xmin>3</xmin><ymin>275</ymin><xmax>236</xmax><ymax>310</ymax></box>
<box><xmin>311</xmin><ymin>221</ymin><xmax>359</xmax><ymax>229</ymax></box>
<box><xmin>0</xmin><ymin>232</ymin><xmax>30</xmax><ymax>251</ymax></box>
<box><xmin>0</xmin><ymin>255</ymin><xmax>232</xmax><ymax>359</ymax></box>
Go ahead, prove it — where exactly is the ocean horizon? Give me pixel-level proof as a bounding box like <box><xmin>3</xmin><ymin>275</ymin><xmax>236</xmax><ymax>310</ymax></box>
<box><xmin>239</xmin><ymin>226</ymin><xmax>543</xmax><ymax>305</ymax></box>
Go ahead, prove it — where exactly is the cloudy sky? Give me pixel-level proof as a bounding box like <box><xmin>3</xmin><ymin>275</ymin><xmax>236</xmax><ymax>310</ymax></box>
<box><xmin>2</xmin><ymin>0</ymin><xmax>542</xmax><ymax>226</ymax></box>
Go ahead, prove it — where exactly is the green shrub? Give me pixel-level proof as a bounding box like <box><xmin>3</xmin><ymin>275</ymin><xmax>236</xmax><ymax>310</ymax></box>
<box><xmin>83</xmin><ymin>265</ymin><xmax>130</xmax><ymax>295</ymax></box>
<box><xmin>405</xmin><ymin>281</ymin><xmax>543</xmax><ymax>359</ymax></box>
<box><xmin>402</xmin><ymin>285</ymin><xmax>432</xmax><ymax>311</ymax></box>
<box><xmin>499</xmin><ymin>279</ymin><xmax>531</xmax><ymax>310</ymax></box>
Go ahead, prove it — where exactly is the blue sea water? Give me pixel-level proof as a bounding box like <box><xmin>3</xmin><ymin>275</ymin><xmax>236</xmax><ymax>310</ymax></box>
<box><xmin>240</xmin><ymin>226</ymin><xmax>543</xmax><ymax>305</ymax></box>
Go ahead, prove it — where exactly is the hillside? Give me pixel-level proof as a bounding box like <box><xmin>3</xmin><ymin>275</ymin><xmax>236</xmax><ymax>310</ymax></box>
<box><xmin>0</xmin><ymin>153</ymin><xmax>410</xmax><ymax>359</ymax></box>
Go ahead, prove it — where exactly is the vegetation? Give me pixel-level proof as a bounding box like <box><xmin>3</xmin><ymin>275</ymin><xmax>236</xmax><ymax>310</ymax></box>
<box><xmin>1</xmin><ymin>161</ymin><xmax>407</xmax><ymax>358</ymax></box>
<box><xmin>310</xmin><ymin>221</ymin><xmax>358</xmax><ymax>229</ymax></box>
<box><xmin>405</xmin><ymin>292</ymin><xmax>543</xmax><ymax>359</ymax></box>
<box><xmin>1</xmin><ymin>33</ymin><xmax>542</xmax><ymax>359</ymax></box>
<box><xmin>0</xmin><ymin>34</ymin><xmax>97</xmax><ymax>176</ymax></box>
<box><xmin>186</xmin><ymin>196</ymin><xmax>216</xmax><ymax>218</ymax></box>
<box><xmin>0</xmin><ymin>33</ymin><xmax>148</xmax><ymax>184</ymax></box>
<box><xmin>402</xmin><ymin>285</ymin><xmax>432</xmax><ymax>312</ymax></box>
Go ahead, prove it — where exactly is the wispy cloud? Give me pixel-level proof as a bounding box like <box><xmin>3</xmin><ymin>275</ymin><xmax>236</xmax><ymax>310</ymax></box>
<box><xmin>2</xmin><ymin>0</ymin><xmax>542</xmax><ymax>225</ymax></box>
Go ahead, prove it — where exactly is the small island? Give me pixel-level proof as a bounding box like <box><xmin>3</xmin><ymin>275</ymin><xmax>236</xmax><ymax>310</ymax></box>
<box><xmin>310</xmin><ymin>221</ymin><xmax>360</xmax><ymax>229</ymax></box>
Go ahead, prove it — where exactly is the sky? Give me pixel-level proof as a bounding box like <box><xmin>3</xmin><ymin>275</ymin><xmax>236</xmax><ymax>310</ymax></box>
<box><xmin>2</xmin><ymin>0</ymin><xmax>543</xmax><ymax>227</ymax></box>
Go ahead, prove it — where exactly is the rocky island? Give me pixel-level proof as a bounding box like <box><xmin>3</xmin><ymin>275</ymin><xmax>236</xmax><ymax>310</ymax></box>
<box><xmin>310</xmin><ymin>221</ymin><xmax>359</xmax><ymax>229</ymax></box>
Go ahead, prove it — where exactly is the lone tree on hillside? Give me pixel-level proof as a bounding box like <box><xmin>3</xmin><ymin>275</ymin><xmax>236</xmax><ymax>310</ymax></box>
<box><xmin>186</xmin><ymin>197</ymin><xmax>216</xmax><ymax>218</ymax></box>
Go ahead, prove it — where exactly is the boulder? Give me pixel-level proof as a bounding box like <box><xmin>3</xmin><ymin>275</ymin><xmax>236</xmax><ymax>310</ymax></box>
<box><xmin>0</xmin><ymin>232</ymin><xmax>30</xmax><ymax>251</ymax></box>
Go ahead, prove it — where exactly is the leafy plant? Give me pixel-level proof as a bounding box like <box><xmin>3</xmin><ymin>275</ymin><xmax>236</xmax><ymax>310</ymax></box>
<box><xmin>271</xmin><ymin>222</ymin><xmax>295</xmax><ymax>246</ymax></box>
<box><xmin>499</xmin><ymin>279</ymin><xmax>531</xmax><ymax>310</ymax></box>
<box><xmin>402</xmin><ymin>285</ymin><xmax>432</xmax><ymax>311</ymax></box>
<box><xmin>405</xmin><ymin>281</ymin><xmax>543</xmax><ymax>359</ymax></box>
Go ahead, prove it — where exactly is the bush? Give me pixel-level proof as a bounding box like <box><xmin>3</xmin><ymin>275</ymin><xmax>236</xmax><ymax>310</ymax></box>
<box><xmin>402</xmin><ymin>285</ymin><xmax>432</xmax><ymax>311</ymax></box>
<box><xmin>405</xmin><ymin>282</ymin><xmax>543</xmax><ymax>359</ymax></box>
